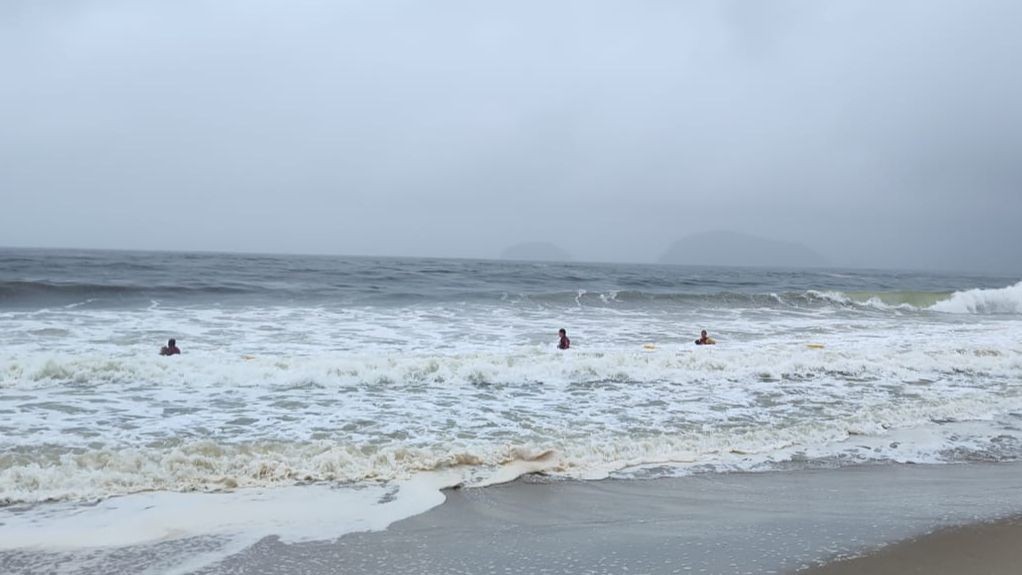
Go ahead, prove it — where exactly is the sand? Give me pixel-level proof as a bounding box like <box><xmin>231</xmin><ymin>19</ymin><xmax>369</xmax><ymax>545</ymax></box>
<box><xmin>801</xmin><ymin>516</ymin><xmax>1022</xmax><ymax>575</ymax></box>
<box><xmin>188</xmin><ymin>463</ymin><xmax>1022</xmax><ymax>575</ymax></box>
<box><xmin>5</xmin><ymin>463</ymin><xmax>1022</xmax><ymax>574</ymax></box>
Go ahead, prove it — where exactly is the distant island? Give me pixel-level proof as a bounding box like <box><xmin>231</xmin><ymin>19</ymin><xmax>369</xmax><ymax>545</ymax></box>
<box><xmin>659</xmin><ymin>231</ymin><xmax>829</xmax><ymax>268</ymax></box>
<box><xmin>500</xmin><ymin>242</ymin><xmax>573</xmax><ymax>262</ymax></box>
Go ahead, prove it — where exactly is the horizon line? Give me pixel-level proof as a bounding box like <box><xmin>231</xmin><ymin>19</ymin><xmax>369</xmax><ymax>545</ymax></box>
<box><xmin>0</xmin><ymin>243</ymin><xmax>1014</xmax><ymax>277</ymax></box>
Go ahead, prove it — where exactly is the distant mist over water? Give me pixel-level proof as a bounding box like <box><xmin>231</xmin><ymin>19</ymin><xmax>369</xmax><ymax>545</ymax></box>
<box><xmin>659</xmin><ymin>231</ymin><xmax>830</xmax><ymax>268</ymax></box>
<box><xmin>500</xmin><ymin>242</ymin><xmax>572</xmax><ymax>262</ymax></box>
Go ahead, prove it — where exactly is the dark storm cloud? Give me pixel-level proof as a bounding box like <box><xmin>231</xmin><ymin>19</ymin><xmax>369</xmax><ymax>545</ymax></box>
<box><xmin>1</xmin><ymin>1</ymin><xmax>1020</xmax><ymax>272</ymax></box>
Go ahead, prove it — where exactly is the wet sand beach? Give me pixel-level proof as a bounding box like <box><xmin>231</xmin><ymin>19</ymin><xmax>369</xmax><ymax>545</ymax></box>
<box><xmin>184</xmin><ymin>463</ymin><xmax>1022</xmax><ymax>575</ymax></box>
<box><xmin>801</xmin><ymin>515</ymin><xmax>1022</xmax><ymax>575</ymax></box>
<box><xmin>9</xmin><ymin>462</ymin><xmax>1017</xmax><ymax>575</ymax></box>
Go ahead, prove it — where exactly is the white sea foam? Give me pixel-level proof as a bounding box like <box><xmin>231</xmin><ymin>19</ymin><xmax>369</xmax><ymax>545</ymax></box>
<box><xmin>2</xmin><ymin>341</ymin><xmax>1021</xmax><ymax>505</ymax></box>
<box><xmin>1</xmin><ymin>392</ymin><xmax>1017</xmax><ymax>509</ymax></box>
<box><xmin>931</xmin><ymin>281</ymin><xmax>1022</xmax><ymax>314</ymax></box>
<box><xmin>0</xmin><ymin>470</ymin><xmax>462</xmax><ymax>566</ymax></box>
<box><xmin>0</xmin><ymin>440</ymin><xmax>561</xmax><ymax>505</ymax></box>
<box><xmin>804</xmin><ymin>290</ymin><xmax>929</xmax><ymax>312</ymax></box>
<box><xmin>804</xmin><ymin>290</ymin><xmax>853</xmax><ymax>306</ymax></box>
<box><xmin>2</xmin><ymin>274</ymin><xmax>1022</xmax><ymax>557</ymax></box>
<box><xmin>7</xmin><ymin>250</ymin><xmax>1022</xmax><ymax>567</ymax></box>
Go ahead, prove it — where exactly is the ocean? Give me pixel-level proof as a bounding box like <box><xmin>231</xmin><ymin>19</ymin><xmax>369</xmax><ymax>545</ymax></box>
<box><xmin>1</xmin><ymin>248</ymin><xmax>1021</xmax><ymax>572</ymax></box>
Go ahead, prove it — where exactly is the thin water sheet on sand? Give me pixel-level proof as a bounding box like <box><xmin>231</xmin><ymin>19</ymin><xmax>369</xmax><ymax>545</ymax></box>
<box><xmin>6</xmin><ymin>462</ymin><xmax>1022</xmax><ymax>575</ymax></box>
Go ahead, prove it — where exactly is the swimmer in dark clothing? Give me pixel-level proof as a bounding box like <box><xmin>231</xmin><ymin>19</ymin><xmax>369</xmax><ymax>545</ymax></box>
<box><xmin>160</xmin><ymin>338</ymin><xmax>181</xmax><ymax>356</ymax></box>
<box><xmin>695</xmin><ymin>330</ymin><xmax>716</xmax><ymax>345</ymax></box>
<box><xmin>558</xmin><ymin>328</ymin><xmax>570</xmax><ymax>350</ymax></box>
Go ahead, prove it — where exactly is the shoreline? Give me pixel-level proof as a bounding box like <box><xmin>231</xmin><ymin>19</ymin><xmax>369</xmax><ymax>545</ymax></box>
<box><xmin>801</xmin><ymin>515</ymin><xmax>1022</xmax><ymax>574</ymax></box>
<box><xmin>5</xmin><ymin>462</ymin><xmax>1022</xmax><ymax>574</ymax></box>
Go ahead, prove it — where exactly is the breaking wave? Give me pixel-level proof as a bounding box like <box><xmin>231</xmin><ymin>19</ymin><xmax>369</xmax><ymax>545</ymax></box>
<box><xmin>800</xmin><ymin>281</ymin><xmax>1022</xmax><ymax>315</ymax></box>
<box><xmin>931</xmin><ymin>281</ymin><xmax>1022</xmax><ymax>314</ymax></box>
<box><xmin>0</xmin><ymin>441</ymin><xmax>558</xmax><ymax>506</ymax></box>
<box><xmin>3</xmin><ymin>344</ymin><xmax>1022</xmax><ymax>505</ymax></box>
<box><xmin>4</xmin><ymin>343</ymin><xmax>1021</xmax><ymax>390</ymax></box>
<box><xmin>3</xmin><ymin>275</ymin><xmax>1020</xmax><ymax>316</ymax></box>
<box><xmin>2</xmin><ymin>392</ymin><xmax>1020</xmax><ymax>506</ymax></box>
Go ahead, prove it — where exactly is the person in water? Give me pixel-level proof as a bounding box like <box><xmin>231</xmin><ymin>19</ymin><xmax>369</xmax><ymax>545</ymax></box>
<box><xmin>695</xmin><ymin>330</ymin><xmax>716</xmax><ymax>345</ymax></box>
<box><xmin>558</xmin><ymin>328</ymin><xmax>570</xmax><ymax>350</ymax></box>
<box><xmin>160</xmin><ymin>338</ymin><xmax>181</xmax><ymax>356</ymax></box>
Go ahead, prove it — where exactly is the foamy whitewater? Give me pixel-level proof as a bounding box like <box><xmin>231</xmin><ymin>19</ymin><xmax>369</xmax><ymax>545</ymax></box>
<box><xmin>1</xmin><ymin>249</ymin><xmax>1021</xmax><ymax>569</ymax></box>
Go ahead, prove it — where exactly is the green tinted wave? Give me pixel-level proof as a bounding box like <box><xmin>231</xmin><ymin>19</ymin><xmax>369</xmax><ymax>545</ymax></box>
<box><xmin>845</xmin><ymin>291</ymin><xmax>953</xmax><ymax>308</ymax></box>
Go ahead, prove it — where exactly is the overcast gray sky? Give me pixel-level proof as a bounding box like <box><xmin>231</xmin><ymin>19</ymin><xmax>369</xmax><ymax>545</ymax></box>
<box><xmin>2</xmin><ymin>1</ymin><xmax>1020</xmax><ymax>272</ymax></box>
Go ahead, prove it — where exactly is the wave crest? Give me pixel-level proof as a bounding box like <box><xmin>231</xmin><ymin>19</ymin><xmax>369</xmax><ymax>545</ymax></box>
<box><xmin>931</xmin><ymin>281</ymin><xmax>1022</xmax><ymax>314</ymax></box>
<box><xmin>3</xmin><ymin>390</ymin><xmax>1020</xmax><ymax>506</ymax></box>
<box><xmin>0</xmin><ymin>441</ymin><xmax>559</xmax><ymax>505</ymax></box>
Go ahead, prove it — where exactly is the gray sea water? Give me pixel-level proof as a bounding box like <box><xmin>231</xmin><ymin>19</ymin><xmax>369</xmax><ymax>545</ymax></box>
<box><xmin>1</xmin><ymin>248</ymin><xmax>1021</xmax><ymax>570</ymax></box>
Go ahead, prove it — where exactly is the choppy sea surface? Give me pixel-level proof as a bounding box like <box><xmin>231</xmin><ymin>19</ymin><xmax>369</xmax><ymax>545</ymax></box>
<box><xmin>1</xmin><ymin>248</ymin><xmax>1021</xmax><ymax>566</ymax></box>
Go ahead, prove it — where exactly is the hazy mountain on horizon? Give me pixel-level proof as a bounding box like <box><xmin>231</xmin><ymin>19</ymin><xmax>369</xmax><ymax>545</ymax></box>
<box><xmin>659</xmin><ymin>231</ymin><xmax>829</xmax><ymax>268</ymax></box>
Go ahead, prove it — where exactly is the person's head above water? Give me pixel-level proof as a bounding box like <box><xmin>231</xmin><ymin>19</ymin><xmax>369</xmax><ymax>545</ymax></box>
<box><xmin>161</xmin><ymin>338</ymin><xmax>181</xmax><ymax>356</ymax></box>
<box><xmin>557</xmin><ymin>328</ymin><xmax>570</xmax><ymax>349</ymax></box>
<box><xmin>696</xmin><ymin>330</ymin><xmax>715</xmax><ymax>345</ymax></box>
